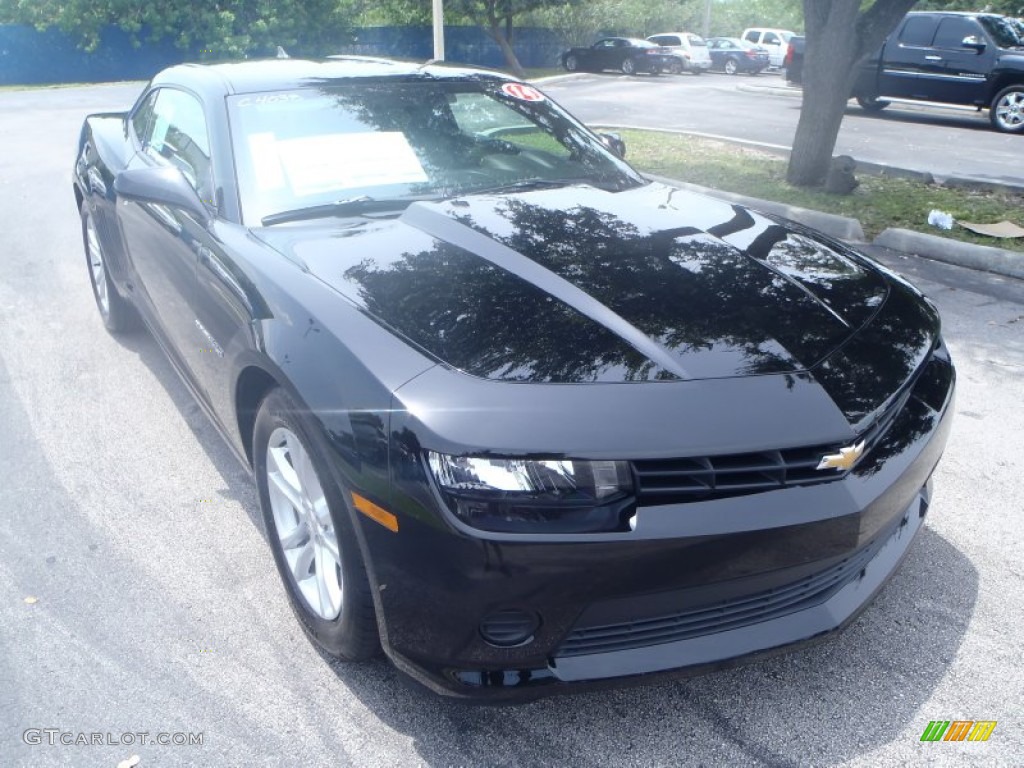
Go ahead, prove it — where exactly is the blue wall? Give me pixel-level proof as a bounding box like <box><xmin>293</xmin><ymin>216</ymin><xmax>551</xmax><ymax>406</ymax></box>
<box><xmin>0</xmin><ymin>25</ymin><xmax>190</xmax><ymax>85</ymax></box>
<box><xmin>0</xmin><ymin>24</ymin><xmax>565</xmax><ymax>86</ymax></box>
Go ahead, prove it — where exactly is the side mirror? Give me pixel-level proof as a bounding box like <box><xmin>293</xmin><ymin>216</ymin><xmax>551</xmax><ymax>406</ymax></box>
<box><xmin>114</xmin><ymin>165</ymin><xmax>211</xmax><ymax>225</ymax></box>
<box><xmin>598</xmin><ymin>132</ymin><xmax>626</xmax><ymax>159</ymax></box>
<box><xmin>962</xmin><ymin>35</ymin><xmax>986</xmax><ymax>51</ymax></box>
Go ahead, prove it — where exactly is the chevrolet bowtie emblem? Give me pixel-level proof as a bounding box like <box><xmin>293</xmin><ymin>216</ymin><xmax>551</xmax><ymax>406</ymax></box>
<box><xmin>816</xmin><ymin>441</ymin><xmax>866</xmax><ymax>471</ymax></box>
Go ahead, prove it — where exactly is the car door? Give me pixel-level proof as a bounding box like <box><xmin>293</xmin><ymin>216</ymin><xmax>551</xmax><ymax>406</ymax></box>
<box><xmin>118</xmin><ymin>87</ymin><xmax>217</xmax><ymax>383</ymax></box>
<box><xmin>879</xmin><ymin>15</ymin><xmax>940</xmax><ymax>98</ymax></box>
<box><xmin>761</xmin><ymin>31</ymin><xmax>784</xmax><ymax>67</ymax></box>
<box><xmin>590</xmin><ymin>39</ymin><xmax>618</xmax><ymax>71</ymax></box>
<box><xmin>930</xmin><ymin>16</ymin><xmax>995</xmax><ymax>105</ymax></box>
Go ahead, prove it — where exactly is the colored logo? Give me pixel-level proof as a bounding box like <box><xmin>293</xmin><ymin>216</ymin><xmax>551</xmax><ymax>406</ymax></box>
<box><xmin>816</xmin><ymin>440</ymin><xmax>865</xmax><ymax>471</ymax></box>
<box><xmin>501</xmin><ymin>83</ymin><xmax>545</xmax><ymax>102</ymax></box>
<box><xmin>920</xmin><ymin>720</ymin><xmax>997</xmax><ymax>742</ymax></box>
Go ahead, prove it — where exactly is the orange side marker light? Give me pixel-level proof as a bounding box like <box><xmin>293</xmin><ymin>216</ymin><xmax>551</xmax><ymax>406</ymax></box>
<box><xmin>351</xmin><ymin>492</ymin><xmax>399</xmax><ymax>532</ymax></box>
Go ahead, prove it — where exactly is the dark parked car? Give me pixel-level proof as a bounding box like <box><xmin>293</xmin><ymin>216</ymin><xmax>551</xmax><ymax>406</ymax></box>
<box><xmin>561</xmin><ymin>37</ymin><xmax>673</xmax><ymax>75</ymax></box>
<box><xmin>853</xmin><ymin>11</ymin><xmax>1024</xmax><ymax>133</ymax></box>
<box><xmin>707</xmin><ymin>37</ymin><xmax>771</xmax><ymax>74</ymax></box>
<box><xmin>73</xmin><ymin>57</ymin><xmax>954</xmax><ymax>702</ymax></box>
<box><xmin>785</xmin><ymin>35</ymin><xmax>805</xmax><ymax>84</ymax></box>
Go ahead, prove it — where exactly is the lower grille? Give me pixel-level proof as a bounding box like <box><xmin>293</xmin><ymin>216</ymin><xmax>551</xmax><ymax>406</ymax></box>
<box><xmin>555</xmin><ymin>539</ymin><xmax>884</xmax><ymax>658</ymax></box>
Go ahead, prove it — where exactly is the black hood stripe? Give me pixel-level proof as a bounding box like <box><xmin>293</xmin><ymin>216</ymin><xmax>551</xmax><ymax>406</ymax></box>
<box><xmin>401</xmin><ymin>202</ymin><xmax>692</xmax><ymax>379</ymax></box>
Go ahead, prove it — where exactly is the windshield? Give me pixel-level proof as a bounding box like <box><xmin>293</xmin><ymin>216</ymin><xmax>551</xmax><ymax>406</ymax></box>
<box><xmin>227</xmin><ymin>80</ymin><xmax>643</xmax><ymax>225</ymax></box>
<box><xmin>978</xmin><ymin>15</ymin><xmax>1024</xmax><ymax>48</ymax></box>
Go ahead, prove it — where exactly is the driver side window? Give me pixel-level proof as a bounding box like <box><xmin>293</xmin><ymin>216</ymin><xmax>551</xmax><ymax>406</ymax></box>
<box><xmin>136</xmin><ymin>88</ymin><xmax>214</xmax><ymax>206</ymax></box>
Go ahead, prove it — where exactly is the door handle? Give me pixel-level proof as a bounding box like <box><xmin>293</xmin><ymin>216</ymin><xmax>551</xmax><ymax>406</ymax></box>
<box><xmin>925</xmin><ymin>55</ymin><xmax>943</xmax><ymax>61</ymax></box>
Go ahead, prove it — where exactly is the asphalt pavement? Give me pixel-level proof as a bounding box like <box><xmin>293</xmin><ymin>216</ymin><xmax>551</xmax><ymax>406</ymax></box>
<box><xmin>1</xmin><ymin>82</ymin><xmax>1022</xmax><ymax>767</ymax></box>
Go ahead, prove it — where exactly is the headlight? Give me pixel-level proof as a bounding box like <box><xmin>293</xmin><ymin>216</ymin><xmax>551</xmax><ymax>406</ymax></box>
<box><xmin>426</xmin><ymin>452</ymin><xmax>635</xmax><ymax>533</ymax></box>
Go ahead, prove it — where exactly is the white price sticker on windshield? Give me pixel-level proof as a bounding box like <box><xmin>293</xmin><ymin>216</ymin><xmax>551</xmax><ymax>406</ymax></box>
<box><xmin>276</xmin><ymin>132</ymin><xmax>428</xmax><ymax>196</ymax></box>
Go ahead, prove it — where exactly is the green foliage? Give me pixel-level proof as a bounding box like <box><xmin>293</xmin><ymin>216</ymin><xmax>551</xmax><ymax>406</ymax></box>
<box><xmin>705</xmin><ymin>0</ymin><xmax>805</xmax><ymax>37</ymax></box>
<box><xmin>916</xmin><ymin>0</ymin><xmax>1022</xmax><ymax>13</ymax></box>
<box><xmin>3</xmin><ymin>0</ymin><xmax>358</xmax><ymax>57</ymax></box>
<box><xmin>529</xmin><ymin>0</ymin><xmax>703</xmax><ymax>44</ymax></box>
<box><xmin>526</xmin><ymin>0</ymin><xmax>801</xmax><ymax>47</ymax></box>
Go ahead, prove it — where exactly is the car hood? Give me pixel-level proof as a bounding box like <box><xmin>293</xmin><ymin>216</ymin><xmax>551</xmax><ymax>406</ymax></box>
<box><xmin>253</xmin><ymin>182</ymin><xmax>895</xmax><ymax>385</ymax></box>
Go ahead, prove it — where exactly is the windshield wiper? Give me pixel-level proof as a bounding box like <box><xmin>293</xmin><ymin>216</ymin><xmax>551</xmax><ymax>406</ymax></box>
<box><xmin>261</xmin><ymin>194</ymin><xmax>441</xmax><ymax>226</ymax></box>
<box><xmin>467</xmin><ymin>177</ymin><xmax>598</xmax><ymax>195</ymax></box>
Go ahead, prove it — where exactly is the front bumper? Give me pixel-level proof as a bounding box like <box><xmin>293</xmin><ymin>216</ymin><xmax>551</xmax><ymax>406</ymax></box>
<box><xmin>365</xmin><ymin>349</ymin><xmax>954</xmax><ymax>702</ymax></box>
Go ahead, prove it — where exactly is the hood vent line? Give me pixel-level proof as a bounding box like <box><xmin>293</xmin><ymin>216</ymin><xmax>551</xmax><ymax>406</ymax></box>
<box><xmin>401</xmin><ymin>203</ymin><xmax>692</xmax><ymax>379</ymax></box>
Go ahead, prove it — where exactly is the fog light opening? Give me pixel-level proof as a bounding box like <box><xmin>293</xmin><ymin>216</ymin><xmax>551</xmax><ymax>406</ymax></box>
<box><xmin>479</xmin><ymin>609</ymin><xmax>541</xmax><ymax>648</ymax></box>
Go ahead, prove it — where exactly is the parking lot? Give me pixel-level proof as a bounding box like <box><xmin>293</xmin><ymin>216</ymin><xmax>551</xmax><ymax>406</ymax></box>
<box><xmin>0</xmin><ymin>81</ymin><xmax>1022</xmax><ymax>767</ymax></box>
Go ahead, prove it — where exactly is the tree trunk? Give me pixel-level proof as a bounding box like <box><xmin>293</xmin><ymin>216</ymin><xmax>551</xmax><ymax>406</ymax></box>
<box><xmin>487</xmin><ymin>21</ymin><xmax>526</xmax><ymax>78</ymax></box>
<box><xmin>787</xmin><ymin>0</ymin><xmax>920</xmax><ymax>188</ymax></box>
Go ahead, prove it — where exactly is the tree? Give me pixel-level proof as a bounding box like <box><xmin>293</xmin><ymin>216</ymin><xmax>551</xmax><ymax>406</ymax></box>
<box><xmin>448</xmin><ymin>0</ymin><xmax>580</xmax><ymax>77</ymax></box>
<box><xmin>786</xmin><ymin>1</ymin><xmax>919</xmax><ymax>188</ymax></box>
<box><xmin>705</xmin><ymin>0</ymin><xmax>804</xmax><ymax>37</ymax></box>
<box><xmin>2</xmin><ymin>0</ymin><xmax>356</xmax><ymax>57</ymax></box>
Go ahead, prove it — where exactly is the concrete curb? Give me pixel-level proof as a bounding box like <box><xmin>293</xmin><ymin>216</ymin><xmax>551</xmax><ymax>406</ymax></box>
<box><xmin>529</xmin><ymin>73</ymin><xmax>588</xmax><ymax>86</ymax></box>
<box><xmin>737</xmin><ymin>83</ymin><xmax>803</xmax><ymax>99</ymax></box>
<box><xmin>644</xmin><ymin>173</ymin><xmax>866</xmax><ymax>242</ymax></box>
<box><xmin>874</xmin><ymin>228</ymin><xmax>1024</xmax><ymax>281</ymax></box>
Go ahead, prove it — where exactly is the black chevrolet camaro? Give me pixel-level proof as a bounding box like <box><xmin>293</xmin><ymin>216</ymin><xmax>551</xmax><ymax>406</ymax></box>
<box><xmin>73</xmin><ymin>58</ymin><xmax>955</xmax><ymax>701</ymax></box>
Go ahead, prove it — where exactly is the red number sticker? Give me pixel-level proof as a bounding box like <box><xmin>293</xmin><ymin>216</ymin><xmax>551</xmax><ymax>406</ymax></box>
<box><xmin>501</xmin><ymin>83</ymin><xmax>546</xmax><ymax>102</ymax></box>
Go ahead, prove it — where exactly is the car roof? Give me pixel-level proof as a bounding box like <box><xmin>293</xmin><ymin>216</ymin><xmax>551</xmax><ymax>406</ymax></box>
<box><xmin>149</xmin><ymin>56</ymin><xmax>515</xmax><ymax>99</ymax></box>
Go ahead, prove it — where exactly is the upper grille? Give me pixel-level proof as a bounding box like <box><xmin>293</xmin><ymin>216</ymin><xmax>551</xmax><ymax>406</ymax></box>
<box><xmin>633</xmin><ymin>444</ymin><xmax>838</xmax><ymax>504</ymax></box>
<box><xmin>556</xmin><ymin>537</ymin><xmax>883</xmax><ymax>658</ymax></box>
<box><xmin>633</xmin><ymin>385</ymin><xmax>915</xmax><ymax>506</ymax></box>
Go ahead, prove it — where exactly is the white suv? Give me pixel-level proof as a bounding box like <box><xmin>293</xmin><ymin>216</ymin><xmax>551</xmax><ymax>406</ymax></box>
<box><xmin>647</xmin><ymin>33</ymin><xmax>712</xmax><ymax>74</ymax></box>
<box><xmin>740</xmin><ymin>28</ymin><xmax>796</xmax><ymax>68</ymax></box>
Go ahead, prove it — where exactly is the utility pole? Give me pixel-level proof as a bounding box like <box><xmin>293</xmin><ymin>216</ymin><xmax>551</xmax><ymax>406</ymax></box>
<box><xmin>703</xmin><ymin>0</ymin><xmax>712</xmax><ymax>38</ymax></box>
<box><xmin>432</xmin><ymin>0</ymin><xmax>445</xmax><ymax>60</ymax></box>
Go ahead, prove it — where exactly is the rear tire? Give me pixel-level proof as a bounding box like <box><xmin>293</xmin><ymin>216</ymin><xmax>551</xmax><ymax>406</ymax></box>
<box><xmin>667</xmin><ymin>59</ymin><xmax>683</xmax><ymax>75</ymax></box>
<box><xmin>564</xmin><ymin>55</ymin><xmax>579</xmax><ymax>72</ymax></box>
<box><xmin>856</xmin><ymin>94</ymin><xmax>890</xmax><ymax>112</ymax></box>
<box><xmin>990</xmin><ymin>85</ymin><xmax>1024</xmax><ymax>133</ymax></box>
<box><xmin>254</xmin><ymin>387</ymin><xmax>379</xmax><ymax>661</ymax></box>
<box><xmin>81</xmin><ymin>206</ymin><xmax>137</xmax><ymax>334</ymax></box>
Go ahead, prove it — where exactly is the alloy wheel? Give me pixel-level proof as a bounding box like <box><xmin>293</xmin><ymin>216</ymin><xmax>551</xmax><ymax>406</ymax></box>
<box><xmin>85</xmin><ymin>214</ymin><xmax>109</xmax><ymax>316</ymax></box>
<box><xmin>995</xmin><ymin>90</ymin><xmax>1024</xmax><ymax>131</ymax></box>
<box><xmin>266</xmin><ymin>426</ymin><xmax>343</xmax><ymax>620</ymax></box>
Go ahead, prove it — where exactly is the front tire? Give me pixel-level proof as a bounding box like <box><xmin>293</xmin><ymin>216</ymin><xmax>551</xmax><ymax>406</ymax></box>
<box><xmin>81</xmin><ymin>206</ymin><xmax>136</xmax><ymax>334</ymax></box>
<box><xmin>564</xmin><ymin>54</ymin><xmax>579</xmax><ymax>72</ymax></box>
<box><xmin>990</xmin><ymin>85</ymin><xmax>1024</xmax><ymax>133</ymax></box>
<box><xmin>622</xmin><ymin>58</ymin><xmax>636</xmax><ymax>75</ymax></box>
<box><xmin>856</xmin><ymin>94</ymin><xmax>890</xmax><ymax>112</ymax></box>
<box><xmin>254</xmin><ymin>387</ymin><xmax>379</xmax><ymax>661</ymax></box>
<box><xmin>724</xmin><ymin>58</ymin><xmax>739</xmax><ymax>76</ymax></box>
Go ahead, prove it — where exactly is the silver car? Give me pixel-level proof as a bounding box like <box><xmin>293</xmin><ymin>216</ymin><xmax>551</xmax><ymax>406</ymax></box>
<box><xmin>647</xmin><ymin>32</ymin><xmax>713</xmax><ymax>74</ymax></box>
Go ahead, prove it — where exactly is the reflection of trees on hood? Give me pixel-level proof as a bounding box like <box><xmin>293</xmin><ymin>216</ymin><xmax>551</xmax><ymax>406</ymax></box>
<box><xmin>812</xmin><ymin>285</ymin><xmax>938</xmax><ymax>426</ymax></box>
<box><xmin>341</xmin><ymin>197</ymin><xmax>935</xmax><ymax>404</ymax></box>
<box><xmin>344</xmin><ymin>242</ymin><xmax>670</xmax><ymax>383</ymax></box>
<box><xmin>462</xmin><ymin>198</ymin><xmax>857</xmax><ymax>377</ymax></box>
